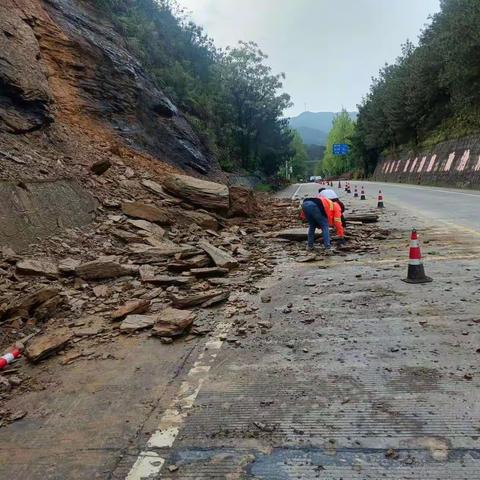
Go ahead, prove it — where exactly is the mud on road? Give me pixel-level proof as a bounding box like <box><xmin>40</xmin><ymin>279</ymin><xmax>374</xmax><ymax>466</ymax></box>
<box><xmin>2</xmin><ymin>193</ymin><xmax>480</xmax><ymax>479</ymax></box>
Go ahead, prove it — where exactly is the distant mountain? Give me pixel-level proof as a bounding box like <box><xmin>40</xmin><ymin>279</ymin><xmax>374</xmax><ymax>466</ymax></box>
<box><xmin>295</xmin><ymin>126</ymin><xmax>328</xmax><ymax>146</ymax></box>
<box><xmin>289</xmin><ymin>111</ymin><xmax>357</xmax><ymax>145</ymax></box>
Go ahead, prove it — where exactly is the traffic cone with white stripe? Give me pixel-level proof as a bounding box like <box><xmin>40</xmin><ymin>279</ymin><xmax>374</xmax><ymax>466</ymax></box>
<box><xmin>402</xmin><ymin>229</ymin><xmax>432</xmax><ymax>284</ymax></box>
<box><xmin>377</xmin><ymin>190</ymin><xmax>384</xmax><ymax>208</ymax></box>
<box><xmin>0</xmin><ymin>348</ymin><xmax>21</xmax><ymax>370</ymax></box>
<box><xmin>360</xmin><ymin>187</ymin><xmax>366</xmax><ymax>200</ymax></box>
<box><xmin>354</xmin><ymin>186</ymin><xmax>358</xmax><ymax>198</ymax></box>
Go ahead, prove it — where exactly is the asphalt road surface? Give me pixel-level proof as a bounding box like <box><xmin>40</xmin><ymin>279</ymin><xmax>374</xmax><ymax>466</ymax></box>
<box><xmin>280</xmin><ymin>181</ymin><xmax>480</xmax><ymax>234</ymax></box>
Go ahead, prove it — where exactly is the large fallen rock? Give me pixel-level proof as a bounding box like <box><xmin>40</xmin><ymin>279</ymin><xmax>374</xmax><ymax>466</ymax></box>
<box><xmin>141</xmin><ymin>274</ymin><xmax>191</xmax><ymax>286</ymax></box>
<box><xmin>26</xmin><ymin>331</ymin><xmax>73</xmax><ymax>363</ymax></box>
<box><xmin>121</xmin><ymin>201</ymin><xmax>171</xmax><ymax>224</ymax></box>
<box><xmin>111</xmin><ymin>299</ymin><xmax>150</xmax><ymax>321</ymax></box>
<box><xmin>2</xmin><ymin>287</ymin><xmax>60</xmax><ymax>320</ymax></box>
<box><xmin>131</xmin><ymin>245</ymin><xmax>201</xmax><ymax>262</ymax></box>
<box><xmin>141</xmin><ymin>180</ymin><xmax>181</xmax><ymax>203</ymax></box>
<box><xmin>228</xmin><ymin>186</ymin><xmax>258</xmax><ymax>217</ymax></box>
<box><xmin>345</xmin><ymin>213</ymin><xmax>379</xmax><ymax>223</ymax></box>
<box><xmin>198</xmin><ymin>240</ymin><xmax>239</xmax><ymax>269</ymax></box>
<box><xmin>175</xmin><ymin>209</ymin><xmax>219</xmax><ymax>230</ymax></box>
<box><xmin>75</xmin><ymin>257</ymin><xmax>131</xmax><ymax>280</ymax></box>
<box><xmin>169</xmin><ymin>290</ymin><xmax>228</xmax><ymax>309</ymax></box>
<box><xmin>274</xmin><ymin>228</ymin><xmax>322</xmax><ymax>241</ymax></box>
<box><xmin>152</xmin><ymin>308</ymin><xmax>196</xmax><ymax>337</ymax></box>
<box><xmin>120</xmin><ymin>314</ymin><xmax>157</xmax><ymax>332</ymax></box>
<box><xmin>16</xmin><ymin>259</ymin><xmax>59</xmax><ymax>279</ymax></box>
<box><xmin>168</xmin><ymin>254</ymin><xmax>211</xmax><ymax>272</ymax></box>
<box><xmin>58</xmin><ymin>258</ymin><xmax>81</xmax><ymax>275</ymax></box>
<box><xmin>190</xmin><ymin>267</ymin><xmax>228</xmax><ymax>278</ymax></box>
<box><xmin>127</xmin><ymin>219</ymin><xmax>166</xmax><ymax>238</ymax></box>
<box><xmin>90</xmin><ymin>159</ymin><xmax>111</xmax><ymax>175</ymax></box>
<box><xmin>163</xmin><ymin>174</ymin><xmax>229</xmax><ymax>211</ymax></box>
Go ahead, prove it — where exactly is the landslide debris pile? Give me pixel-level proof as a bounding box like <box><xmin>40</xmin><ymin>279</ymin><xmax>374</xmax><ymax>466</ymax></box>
<box><xmin>0</xmin><ymin>172</ymin><xmax>389</xmax><ymax>419</ymax></box>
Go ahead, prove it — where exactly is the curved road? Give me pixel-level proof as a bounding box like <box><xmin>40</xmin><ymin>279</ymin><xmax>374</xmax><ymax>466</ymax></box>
<box><xmin>279</xmin><ymin>181</ymin><xmax>480</xmax><ymax>234</ymax></box>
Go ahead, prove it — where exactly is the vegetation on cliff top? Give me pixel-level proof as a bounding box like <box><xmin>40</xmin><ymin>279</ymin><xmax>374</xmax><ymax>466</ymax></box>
<box><xmin>94</xmin><ymin>0</ymin><xmax>297</xmax><ymax>177</ymax></box>
<box><xmin>316</xmin><ymin>0</ymin><xmax>480</xmax><ymax>177</ymax></box>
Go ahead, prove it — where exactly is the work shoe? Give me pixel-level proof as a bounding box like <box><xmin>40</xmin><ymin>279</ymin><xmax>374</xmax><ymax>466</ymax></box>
<box><xmin>324</xmin><ymin>248</ymin><xmax>335</xmax><ymax>256</ymax></box>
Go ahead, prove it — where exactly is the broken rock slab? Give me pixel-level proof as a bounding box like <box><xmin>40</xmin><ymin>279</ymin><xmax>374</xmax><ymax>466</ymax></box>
<box><xmin>58</xmin><ymin>258</ymin><xmax>81</xmax><ymax>275</ymax></box>
<box><xmin>120</xmin><ymin>314</ymin><xmax>157</xmax><ymax>333</ymax></box>
<box><xmin>163</xmin><ymin>174</ymin><xmax>229</xmax><ymax>211</ymax></box>
<box><xmin>75</xmin><ymin>257</ymin><xmax>130</xmax><ymax>280</ymax></box>
<box><xmin>152</xmin><ymin>308</ymin><xmax>196</xmax><ymax>337</ymax></box>
<box><xmin>170</xmin><ymin>290</ymin><xmax>225</xmax><ymax>309</ymax></box>
<box><xmin>16</xmin><ymin>259</ymin><xmax>59</xmax><ymax>279</ymax></box>
<box><xmin>200</xmin><ymin>291</ymin><xmax>230</xmax><ymax>308</ymax></box>
<box><xmin>198</xmin><ymin>240</ymin><xmax>239</xmax><ymax>270</ymax></box>
<box><xmin>127</xmin><ymin>219</ymin><xmax>166</xmax><ymax>238</ymax></box>
<box><xmin>2</xmin><ymin>287</ymin><xmax>60</xmax><ymax>320</ymax></box>
<box><xmin>228</xmin><ymin>186</ymin><xmax>258</xmax><ymax>217</ymax></box>
<box><xmin>274</xmin><ymin>228</ymin><xmax>322</xmax><ymax>241</ymax></box>
<box><xmin>26</xmin><ymin>331</ymin><xmax>73</xmax><ymax>363</ymax></box>
<box><xmin>90</xmin><ymin>159</ymin><xmax>111</xmax><ymax>175</ymax></box>
<box><xmin>190</xmin><ymin>267</ymin><xmax>229</xmax><ymax>278</ymax></box>
<box><xmin>141</xmin><ymin>274</ymin><xmax>191</xmax><ymax>287</ymax></box>
<box><xmin>175</xmin><ymin>208</ymin><xmax>219</xmax><ymax>231</ymax></box>
<box><xmin>141</xmin><ymin>179</ymin><xmax>181</xmax><ymax>203</ymax></box>
<box><xmin>121</xmin><ymin>201</ymin><xmax>171</xmax><ymax>224</ymax></box>
<box><xmin>111</xmin><ymin>299</ymin><xmax>150</xmax><ymax>320</ymax></box>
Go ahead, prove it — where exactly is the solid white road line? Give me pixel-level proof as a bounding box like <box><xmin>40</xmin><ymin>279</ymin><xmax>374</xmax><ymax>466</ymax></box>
<box><xmin>366</xmin><ymin>182</ymin><xmax>480</xmax><ymax>198</ymax></box>
<box><xmin>291</xmin><ymin>183</ymin><xmax>303</xmax><ymax>200</ymax></box>
<box><xmin>125</xmin><ymin>320</ymin><xmax>231</xmax><ymax>479</ymax></box>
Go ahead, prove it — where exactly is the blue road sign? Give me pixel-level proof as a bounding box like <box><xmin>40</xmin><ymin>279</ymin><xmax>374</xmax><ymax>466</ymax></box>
<box><xmin>332</xmin><ymin>143</ymin><xmax>349</xmax><ymax>156</ymax></box>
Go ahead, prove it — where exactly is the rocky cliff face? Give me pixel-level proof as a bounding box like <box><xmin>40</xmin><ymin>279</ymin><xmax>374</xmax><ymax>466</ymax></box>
<box><xmin>0</xmin><ymin>0</ymin><xmax>220</xmax><ymax>177</ymax></box>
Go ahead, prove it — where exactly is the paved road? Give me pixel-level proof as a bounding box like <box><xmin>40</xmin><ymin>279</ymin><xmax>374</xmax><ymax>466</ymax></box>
<box><xmin>2</xmin><ymin>185</ymin><xmax>480</xmax><ymax>479</ymax></box>
<box><xmin>281</xmin><ymin>181</ymin><xmax>480</xmax><ymax>234</ymax></box>
<box><xmin>119</xmin><ymin>190</ymin><xmax>480</xmax><ymax>479</ymax></box>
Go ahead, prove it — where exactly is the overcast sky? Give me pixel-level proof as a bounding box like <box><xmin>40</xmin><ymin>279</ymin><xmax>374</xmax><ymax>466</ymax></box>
<box><xmin>178</xmin><ymin>0</ymin><xmax>440</xmax><ymax>116</ymax></box>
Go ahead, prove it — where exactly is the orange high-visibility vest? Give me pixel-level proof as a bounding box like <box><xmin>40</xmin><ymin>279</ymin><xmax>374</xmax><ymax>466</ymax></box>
<box><xmin>316</xmin><ymin>196</ymin><xmax>344</xmax><ymax>237</ymax></box>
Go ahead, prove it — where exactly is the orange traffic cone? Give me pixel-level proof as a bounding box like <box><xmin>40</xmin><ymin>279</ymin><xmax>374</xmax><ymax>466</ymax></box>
<box><xmin>377</xmin><ymin>190</ymin><xmax>384</xmax><ymax>208</ymax></box>
<box><xmin>354</xmin><ymin>186</ymin><xmax>358</xmax><ymax>198</ymax></box>
<box><xmin>402</xmin><ymin>229</ymin><xmax>432</xmax><ymax>284</ymax></box>
<box><xmin>360</xmin><ymin>187</ymin><xmax>366</xmax><ymax>200</ymax></box>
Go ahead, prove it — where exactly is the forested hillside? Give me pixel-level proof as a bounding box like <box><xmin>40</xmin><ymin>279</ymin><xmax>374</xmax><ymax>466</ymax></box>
<box><xmin>354</xmin><ymin>0</ymin><xmax>480</xmax><ymax>174</ymax></box>
<box><xmin>289</xmin><ymin>111</ymin><xmax>357</xmax><ymax>146</ymax></box>
<box><xmin>95</xmin><ymin>0</ymin><xmax>294</xmax><ymax>177</ymax></box>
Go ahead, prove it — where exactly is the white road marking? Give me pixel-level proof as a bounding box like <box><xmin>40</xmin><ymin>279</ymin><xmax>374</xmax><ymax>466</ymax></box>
<box><xmin>291</xmin><ymin>183</ymin><xmax>303</xmax><ymax>200</ymax></box>
<box><xmin>366</xmin><ymin>182</ymin><xmax>480</xmax><ymax>198</ymax></box>
<box><xmin>126</xmin><ymin>452</ymin><xmax>164</xmax><ymax>480</ymax></box>
<box><xmin>125</xmin><ymin>320</ymin><xmax>231</xmax><ymax>479</ymax></box>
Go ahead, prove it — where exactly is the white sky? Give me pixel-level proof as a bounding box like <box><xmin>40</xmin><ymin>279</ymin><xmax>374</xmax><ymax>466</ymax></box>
<box><xmin>178</xmin><ymin>0</ymin><xmax>441</xmax><ymax>116</ymax></box>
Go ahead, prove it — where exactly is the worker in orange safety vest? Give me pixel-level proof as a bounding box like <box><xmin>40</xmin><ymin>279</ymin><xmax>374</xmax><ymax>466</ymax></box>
<box><xmin>300</xmin><ymin>195</ymin><xmax>345</xmax><ymax>252</ymax></box>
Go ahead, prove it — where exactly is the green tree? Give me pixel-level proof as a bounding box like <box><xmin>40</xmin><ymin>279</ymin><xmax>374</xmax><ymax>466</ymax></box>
<box><xmin>93</xmin><ymin>1</ymin><xmax>293</xmax><ymax>177</ymax></box>
<box><xmin>318</xmin><ymin>110</ymin><xmax>356</xmax><ymax>176</ymax></box>
<box><xmin>287</xmin><ymin>131</ymin><xmax>308</xmax><ymax>180</ymax></box>
<box><xmin>216</xmin><ymin>42</ymin><xmax>292</xmax><ymax>174</ymax></box>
